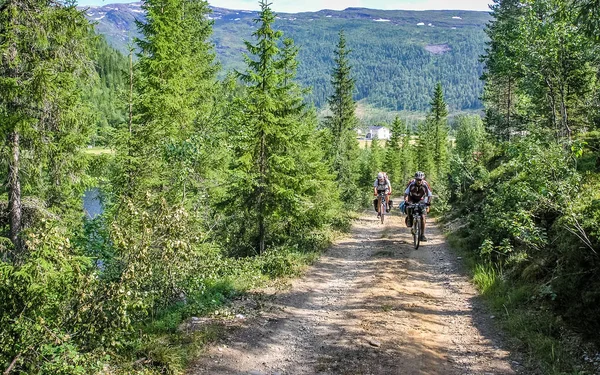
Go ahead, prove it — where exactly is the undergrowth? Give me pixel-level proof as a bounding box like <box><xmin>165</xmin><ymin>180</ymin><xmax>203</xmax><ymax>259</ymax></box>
<box><xmin>446</xmin><ymin>227</ymin><xmax>596</xmax><ymax>375</ymax></box>
<box><xmin>106</xmin><ymin>225</ymin><xmax>346</xmax><ymax>375</ymax></box>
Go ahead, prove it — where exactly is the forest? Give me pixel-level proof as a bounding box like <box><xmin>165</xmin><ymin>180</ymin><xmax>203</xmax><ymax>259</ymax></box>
<box><xmin>1</xmin><ymin>0</ymin><xmax>599</xmax><ymax>374</ymax></box>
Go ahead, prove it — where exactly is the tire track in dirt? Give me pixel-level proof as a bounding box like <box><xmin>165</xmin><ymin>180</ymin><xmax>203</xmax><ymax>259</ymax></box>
<box><xmin>188</xmin><ymin>211</ymin><xmax>523</xmax><ymax>375</ymax></box>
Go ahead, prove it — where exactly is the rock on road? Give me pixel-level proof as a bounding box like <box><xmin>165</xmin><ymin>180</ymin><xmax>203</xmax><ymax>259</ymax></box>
<box><xmin>188</xmin><ymin>211</ymin><xmax>523</xmax><ymax>375</ymax></box>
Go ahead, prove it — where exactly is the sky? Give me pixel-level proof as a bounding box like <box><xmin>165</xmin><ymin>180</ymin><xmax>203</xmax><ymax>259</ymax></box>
<box><xmin>78</xmin><ymin>0</ymin><xmax>494</xmax><ymax>12</ymax></box>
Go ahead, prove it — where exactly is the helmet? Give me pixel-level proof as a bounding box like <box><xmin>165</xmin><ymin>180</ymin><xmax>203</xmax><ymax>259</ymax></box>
<box><xmin>377</xmin><ymin>172</ymin><xmax>385</xmax><ymax>179</ymax></box>
<box><xmin>415</xmin><ymin>171</ymin><xmax>425</xmax><ymax>179</ymax></box>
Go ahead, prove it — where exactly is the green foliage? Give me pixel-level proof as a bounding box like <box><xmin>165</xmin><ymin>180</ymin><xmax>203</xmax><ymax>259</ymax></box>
<box><xmin>0</xmin><ymin>0</ymin><xmax>96</xmax><ymax>237</ymax></box>
<box><xmin>425</xmin><ymin>82</ymin><xmax>450</xmax><ymax>183</ymax></box>
<box><xmin>214</xmin><ymin>9</ymin><xmax>491</xmax><ymax>111</ymax></box>
<box><xmin>219</xmin><ymin>1</ymin><xmax>341</xmax><ymax>256</ymax></box>
<box><xmin>414</xmin><ymin>83</ymin><xmax>451</xmax><ymax>213</ymax></box>
<box><xmin>259</xmin><ymin>247</ymin><xmax>317</xmax><ymax>278</ymax></box>
<box><xmin>0</xmin><ymin>1</ymin><xmax>349</xmax><ymax>374</ymax></box>
<box><xmin>482</xmin><ymin>0</ymin><xmax>599</xmax><ymax>140</ymax></box>
<box><xmin>447</xmin><ymin>131</ymin><xmax>600</xmax><ymax>370</ymax></box>
<box><xmin>0</xmin><ymin>222</ymin><xmax>98</xmax><ymax>374</ymax></box>
<box><xmin>323</xmin><ymin>30</ymin><xmax>361</xmax><ymax>206</ymax></box>
<box><xmin>449</xmin><ymin>115</ymin><xmax>492</xmax><ymax>201</ymax></box>
<box><xmin>369</xmin><ymin>137</ymin><xmax>385</xmax><ymax>173</ymax></box>
<box><xmin>85</xmin><ymin>33</ymin><xmax>128</xmax><ymax>147</ymax></box>
<box><xmin>384</xmin><ymin>117</ymin><xmax>404</xmax><ymax>186</ymax></box>
<box><xmin>450</xmin><ymin>0</ymin><xmax>600</xmax><ymax>366</ymax></box>
<box><xmin>398</xmin><ymin>122</ymin><xmax>416</xmax><ymax>185</ymax></box>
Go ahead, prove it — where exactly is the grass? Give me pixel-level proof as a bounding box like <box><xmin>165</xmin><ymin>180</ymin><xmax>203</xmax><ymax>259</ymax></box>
<box><xmin>126</xmin><ymin>280</ymin><xmax>240</xmax><ymax>375</ymax></box>
<box><xmin>445</xmin><ymin>229</ymin><xmax>593</xmax><ymax>375</ymax></box>
<box><xmin>112</xmin><ymin>227</ymin><xmax>344</xmax><ymax>375</ymax></box>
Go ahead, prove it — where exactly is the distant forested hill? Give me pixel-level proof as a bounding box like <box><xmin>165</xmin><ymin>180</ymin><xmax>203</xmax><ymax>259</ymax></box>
<box><xmin>84</xmin><ymin>3</ymin><xmax>491</xmax><ymax>111</ymax></box>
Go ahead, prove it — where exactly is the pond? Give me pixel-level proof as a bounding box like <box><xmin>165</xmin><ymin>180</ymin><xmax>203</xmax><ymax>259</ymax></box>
<box><xmin>83</xmin><ymin>188</ymin><xmax>103</xmax><ymax>219</ymax></box>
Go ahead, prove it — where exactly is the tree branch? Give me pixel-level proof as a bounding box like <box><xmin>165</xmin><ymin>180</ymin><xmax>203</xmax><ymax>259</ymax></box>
<box><xmin>3</xmin><ymin>353</ymin><xmax>21</xmax><ymax>375</ymax></box>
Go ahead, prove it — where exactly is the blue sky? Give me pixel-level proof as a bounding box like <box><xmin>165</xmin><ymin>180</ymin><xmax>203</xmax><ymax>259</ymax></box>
<box><xmin>78</xmin><ymin>0</ymin><xmax>494</xmax><ymax>12</ymax></box>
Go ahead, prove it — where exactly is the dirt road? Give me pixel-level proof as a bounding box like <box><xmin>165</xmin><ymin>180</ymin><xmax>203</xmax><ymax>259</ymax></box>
<box><xmin>188</xmin><ymin>211</ymin><xmax>524</xmax><ymax>375</ymax></box>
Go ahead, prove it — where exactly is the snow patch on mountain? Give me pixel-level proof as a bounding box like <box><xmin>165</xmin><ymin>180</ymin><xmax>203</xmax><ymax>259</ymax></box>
<box><xmin>424</xmin><ymin>44</ymin><xmax>451</xmax><ymax>54</ymax></box>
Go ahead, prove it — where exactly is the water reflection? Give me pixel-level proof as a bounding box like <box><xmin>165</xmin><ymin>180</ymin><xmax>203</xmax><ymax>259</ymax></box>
<box><xmin>83</xmin><ymin>188</ymin><xmax>103</xmax><ymax>219</ymax></box>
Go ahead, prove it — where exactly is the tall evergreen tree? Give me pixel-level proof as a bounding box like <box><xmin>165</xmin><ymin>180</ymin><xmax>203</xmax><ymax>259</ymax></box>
<box><xmin>384</xmin><ymin>116</ymin><xmax>405</xmax><ymax>185</ymax></box>
<box><xmin>106</xmin><ymin>0</ymin><xmax>220</xmax><ymax>310</ymax></box>
<box><xmin>324</xmin><ymin>30</ymin><xmax>360</xmax><ymax>204</ymax></box>
<box><xmin>519</xmin><ymin>0</ymin><xmax>596</xmax><ymax>139</ymax></box>
<box><xmin>481</xmin><ymin>0</ymin><xmax>527</xmax><ymax>140</ymax></box>
<box><xmin>0</xmin><ymin>0</ymin><xmax>95</xmax><ymax>258</ymax></box>
<box><xmin>399</xmin><ymin>121</ymin><xmax>414</xmax><ymax>185</ymax></box>
<box><xmin>229</xmin><ymin>0</ymin><xmax>337</xmax><ymax>254</ymax></box>
<box><xmin>116</xmin><ymin>0</ymin><xmax>218</xmax><ymax>197</ymax></box>
<box><xmin>428</xmin><ymin>82</ymin><xmax>450</xmax><ymax>181</ymax></box>
<box><xmin>415</xmin><ymin>119</ymin><xmax>435</xmax><ymax>180</ymax></box>
<box><xmin>370</xmin><ymin>136</ymin><xmax>384</xmax><ymax>174</ymax></box>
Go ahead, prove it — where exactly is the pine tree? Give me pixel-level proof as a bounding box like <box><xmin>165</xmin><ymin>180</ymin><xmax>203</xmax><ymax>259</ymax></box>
<box><xmin>110</xmin><ymin>0</ymin><xmax>218</xmax><ymax>199</ymax></box>
<box><xmin>324</xmin><ymin>30</ymin><xmax>360</xmax><ymax>204</ymax></box>
<box><xmin>0</xmin><ymin>0</ymin><xmax>95</xmax><ymax>258</ymax></box>
<box><xmin>106</xmin><ymin>0</ymin><xmax>220</xmax><ymax>309</ymax></box>
<box><xmin>481</xmin><ymin>0</ymin><xmax>526</xmax><ymax>140</ymax></box>
<box><xmin>427</xmin><ymin>82</ymin><xmax>450</xmax><ymax>182</ymax></box>
<box><xmin>416</xmin><ymin>119</ymin><xmax>435</xmax><ymax>181</ymax></box>
<box><xmin>229</xmin><ymin>0</ymin><xmax>337</xmax><ymax>254</ymax></box>
<box><xmin>370</xmin><ymin>137</ymin><xmax>384</xmax><ymax>174</ymax></box>
<box><xmin>384</xmin><ymin>116</ymin><xmax>405</xmax><ymax>186</ymax></box>
<box><xmin>399</xmin><ymin>121</ymin><xmax>414</xmax><ymax>185</ymax></box>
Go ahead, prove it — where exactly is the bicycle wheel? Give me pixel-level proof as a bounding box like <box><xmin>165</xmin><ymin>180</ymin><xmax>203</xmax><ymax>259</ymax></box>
<box><xmin>380</xmin><ymin>201</ymin><xmax>385</xmax><ymax>224</ymax></box>
<box><xmin>414</xmin><ymin>216</ymin><xmax>421</xmax><ymax>249</ymax></box>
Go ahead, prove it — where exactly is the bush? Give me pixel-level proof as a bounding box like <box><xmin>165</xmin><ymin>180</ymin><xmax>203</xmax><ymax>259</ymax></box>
<box><xmin>0</xmin><ymin>223</ymin><xmax>98</xmax><ymax>374</ymax></box>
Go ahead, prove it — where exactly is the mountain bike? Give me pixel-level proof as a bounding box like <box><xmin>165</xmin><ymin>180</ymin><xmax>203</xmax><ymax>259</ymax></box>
<box><xmin>407</xmin><ymin>202</ymin><xmax>428</xmax><ymax>249</ymax></box>
<box><xmin>377</xmin><ymin>191</ymin><xmax>388</xmax><ymax>224</ymax></box>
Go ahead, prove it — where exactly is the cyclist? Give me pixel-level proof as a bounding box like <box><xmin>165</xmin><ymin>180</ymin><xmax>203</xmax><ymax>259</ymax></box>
<box><xmin>404</xmin><ymin>171</ymin><xmax>432</xmax><ymax>241</ymax></box>
<box><xmin>373</xmin><ymin>172</ymin><xmax>392</xmax><ymax>218</ymax></box>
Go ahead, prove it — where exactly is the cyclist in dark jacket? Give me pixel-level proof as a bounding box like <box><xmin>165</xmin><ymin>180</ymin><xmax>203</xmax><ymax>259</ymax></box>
<box><xmin>404</xmin><ymin>171</ymin><xmax>432</xmax><ymax>241</ymax></box>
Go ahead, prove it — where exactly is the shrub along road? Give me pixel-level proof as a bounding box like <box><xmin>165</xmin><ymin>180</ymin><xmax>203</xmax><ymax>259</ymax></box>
<box><xmin>188</xmin><ymin>212</ymin><xmax>527</xmax><ymax>375</ymax></box>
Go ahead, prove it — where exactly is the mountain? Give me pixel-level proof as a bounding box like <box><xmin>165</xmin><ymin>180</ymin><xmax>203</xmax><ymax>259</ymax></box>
<box><xmin>83</xmin><ymin>3</ymin><xmax>492</xmax><ymax>111</ymax></box>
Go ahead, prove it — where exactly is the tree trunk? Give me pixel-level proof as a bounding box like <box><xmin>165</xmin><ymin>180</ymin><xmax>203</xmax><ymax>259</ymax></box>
<box><xmin>258</xmin><ymin>129</ymin><xmax>266</xmax><ymax>254</ymax></box>
<box><xmin>558</xmin><ymin>82</ymin><xmax>571</xmax><ymax>140</ymax></box>
<box><xmin>545</xmin><ymin>77</ymin><xmax>558</xmax><ymax>138</ymax></box>
<box><xmin>506</xmin><ymin>75</ymin><xmax>512</xmax><ymax>141</ymax></box>
<box><xmin>8</xmin><ymin>131</ymin><xmax>22</xmax><ymax>258</ymax></box>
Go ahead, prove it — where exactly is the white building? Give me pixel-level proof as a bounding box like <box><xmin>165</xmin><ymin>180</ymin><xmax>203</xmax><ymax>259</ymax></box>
<box><xmin>365</xmin><ymin>126</ymin><xmax>391</xmax><ymax>140</ymax></box>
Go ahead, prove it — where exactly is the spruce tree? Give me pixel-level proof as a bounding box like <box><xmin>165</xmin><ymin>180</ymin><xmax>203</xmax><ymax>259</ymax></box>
<box><xmin>229</xmin><ymin>0</ymin><xmax>337</xmax><ymax>254</ymax></box>
<box><xmin>117</xmin><ymin>0</ymin><xmax>218</xmax><ymax>198</ymax></box>
<box><xmin>384</xmin><ymin>116</ymin><xmax>405</xmax><ymax>186</ymax></box>
<box><xmin>399</xmin><ymin>121</ymin><xmax>414</xmax><ymax>185</ymax></box>
<box><xmin>416</xmin><ymin>119</ymin><xmax>435</xmax><ymax>181</ymax></box>
<box><xmin>324</xmin><ymin>30</ymin><xmax>360</xmax><ymax>204</ymax></box>
<box><xmin>0</xmin><ymin>0</ymin><xmax>95</xmax><ymax>257</ymax></box>
<box><xmin>370</xmin><ymin>137</ymin><xmax>384</xmax><ymax>174</ymax></box>
<box><xmin>106</xmin><ymin>0</ymin><xmax>220</xmax><ymax>310</ymax></box>
<box><xmin>428</xmin><ymin>82</ymin><xmax>449</xmax><ymax>182</ymax></box>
